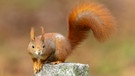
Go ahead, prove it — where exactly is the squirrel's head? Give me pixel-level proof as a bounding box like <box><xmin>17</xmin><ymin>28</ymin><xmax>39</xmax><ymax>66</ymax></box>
<box><xmin>28</xmin><ymin>27</ymin><xmax>47</xmax><ymax>58</ymax></box>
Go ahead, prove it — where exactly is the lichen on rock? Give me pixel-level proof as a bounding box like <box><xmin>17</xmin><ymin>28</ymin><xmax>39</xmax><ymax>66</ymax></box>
<box><xmin>35</xmin><ymin>63</ymin><xmax>89</xmax><ymax>76</ymax></box>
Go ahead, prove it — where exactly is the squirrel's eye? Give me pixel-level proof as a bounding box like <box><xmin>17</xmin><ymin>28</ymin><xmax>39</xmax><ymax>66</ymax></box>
<box><xmin>43</xmin><ymin>45</ymin><xmax>45</xmax><ymax>48</ymax></box>
<box><xmin>32</xmin><ymin>46</ymin><xmax>35</xmax><ymax>48</ymax></box>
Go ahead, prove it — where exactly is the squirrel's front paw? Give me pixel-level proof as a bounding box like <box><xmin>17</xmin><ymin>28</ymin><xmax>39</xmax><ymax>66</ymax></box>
<box><xmin>37</xmin><ymin>63</ymin><xmax>42</xmax><ymax>72</ymax></box>
<box><xmin>34</xmin><ymin>68</ymin><xmax>40</xmax><ymax>74</ymax></box>
<box><xmin>33</xmin><ymin>66</ymin><xmax>40</xmax><ymax>74</ymax></box>
<box><xmin>33</xmin><ymin>66</ymin><xmax>38</xmax><ymax>74</ymax></box>
<box><xmin>34</xmin><ymin>63</ymin><xmax>43</xmax><ymax>74</ymax></box>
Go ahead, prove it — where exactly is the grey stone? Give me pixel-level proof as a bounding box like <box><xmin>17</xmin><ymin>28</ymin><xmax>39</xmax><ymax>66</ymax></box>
<box><xmin>35</xmin><ymin>63</ymin><xmax>89</xmax><ymax>76</ymax></box>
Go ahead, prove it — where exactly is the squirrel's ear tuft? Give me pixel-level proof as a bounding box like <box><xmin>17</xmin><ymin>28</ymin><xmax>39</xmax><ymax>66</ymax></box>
<box><xmin>30</xmin><ymin>27</ymin><xmax>35</xmax><ymax>40</ymax></box>
<box><xmin>41</xmin><ymin>26</ymin><xmax>45</xmax><ymax>41</ymax></box>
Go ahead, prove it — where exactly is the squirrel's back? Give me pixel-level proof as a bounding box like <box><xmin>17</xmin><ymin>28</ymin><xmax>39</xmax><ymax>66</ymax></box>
<box><xmin>44</xmin><ymin>33</ymin><xmax>72</xmax><ymax>62</ymax></box>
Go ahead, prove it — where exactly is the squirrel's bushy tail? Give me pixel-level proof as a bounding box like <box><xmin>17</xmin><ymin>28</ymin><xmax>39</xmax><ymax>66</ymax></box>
<box><xmin>68</xmin><ymin>3</ymin><xmax>116</xmax><ymax>50</ymax></box>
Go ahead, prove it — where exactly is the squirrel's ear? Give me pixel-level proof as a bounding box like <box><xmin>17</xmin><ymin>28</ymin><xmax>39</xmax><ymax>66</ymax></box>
<box><xmin>30</xmin><ymin>27</ymin><xmax>35</xmax><ymax>40</ymax></box>
<box><xmin>41</xmin><ymin>26</ymin><xmax>45</xmax><ymax>41</ymax></box>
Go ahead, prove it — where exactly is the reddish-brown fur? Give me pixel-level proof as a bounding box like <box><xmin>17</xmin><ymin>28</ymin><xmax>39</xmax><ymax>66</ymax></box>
<box><xmin>28</xmin><ymin>2</ymin><xmax>116</xmax><ymax>74</ymax></box>
<box><xmin>68</xmin><ymin>3</ymin><xmax>116</xmax><ymax>49</ymax></box>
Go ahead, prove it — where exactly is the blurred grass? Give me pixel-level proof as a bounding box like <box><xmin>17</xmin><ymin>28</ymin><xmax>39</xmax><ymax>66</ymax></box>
<box><xmin>0</xmin><ymin>0</ymin><xmax>135</xmax><ymax>76</ymax></box>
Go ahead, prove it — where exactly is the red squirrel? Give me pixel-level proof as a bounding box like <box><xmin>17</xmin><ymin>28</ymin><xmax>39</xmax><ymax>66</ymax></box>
<box><xmin>28</xmin><ymin>2</ymin><xmax>116</xmax><ymax>73</ymax></box>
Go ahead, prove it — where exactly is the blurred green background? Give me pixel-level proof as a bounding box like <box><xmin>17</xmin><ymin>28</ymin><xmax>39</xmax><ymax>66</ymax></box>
<box><xmin>0</xmin><ymin>0</ymin><xmax>135</xmax><ymax>76</ymax></box>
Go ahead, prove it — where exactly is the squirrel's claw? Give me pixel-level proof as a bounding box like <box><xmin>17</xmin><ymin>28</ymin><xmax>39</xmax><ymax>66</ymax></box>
<box><xmin>33</xmin><ymin>66</ymin><xmax>38</xmax><ymax>74</ymax></box>
<box><xmin>33</xmin><ymin>67</ymin><xmax>40</xmax><ymax>74</ymax></box>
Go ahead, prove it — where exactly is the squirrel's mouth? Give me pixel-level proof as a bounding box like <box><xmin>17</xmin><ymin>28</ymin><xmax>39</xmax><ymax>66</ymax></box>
<box><xmin>32</xmin><ymin>51</ymin><xmax>42</xmax><ymax>58</ymax></box>
<box><xmin>35</xmin><ymin>51</ymin><xmax>42</xmax><ymax>55</ymax></box>
<box><xmin>33</xmin><ymin>51</ymin><xmax>50</xmax><ymax>60</ymax></box>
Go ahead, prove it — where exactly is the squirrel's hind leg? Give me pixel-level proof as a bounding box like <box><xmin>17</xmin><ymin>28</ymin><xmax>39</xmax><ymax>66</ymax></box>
<box><xmin>51</xmin><ymin>61</ymin><xmax>64</xmax><ymax>65</ymax></box>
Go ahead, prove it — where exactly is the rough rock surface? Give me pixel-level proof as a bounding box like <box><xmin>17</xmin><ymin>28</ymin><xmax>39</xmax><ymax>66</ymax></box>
<box><xmin>35</xmin><ymin>63</ymin><xmax>89</xmax><ymax>76</ymax></box>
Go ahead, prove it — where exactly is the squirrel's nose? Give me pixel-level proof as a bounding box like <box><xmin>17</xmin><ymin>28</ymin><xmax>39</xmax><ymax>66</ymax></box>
<box><xmin>35</xmin><ymin>51</ymin><xmax>41</xmax><ymax>55</ymax></box>
<box><xmin>35</xmin><ymin>51</ymin><xmax>39</xmax><ymax>55</ymax></box>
